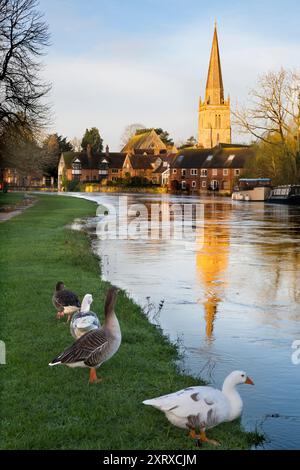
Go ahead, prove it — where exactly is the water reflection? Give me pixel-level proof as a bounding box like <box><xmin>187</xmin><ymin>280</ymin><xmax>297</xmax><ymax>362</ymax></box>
<box><xmin>196</xmin><ymin>204</ymin><xmax>230</xmax><ymax>342</ymax></box>
<box><xmin>75</xmin><ymin>192</ymin><xmax>300</xmax><ymax>450</ymax></box>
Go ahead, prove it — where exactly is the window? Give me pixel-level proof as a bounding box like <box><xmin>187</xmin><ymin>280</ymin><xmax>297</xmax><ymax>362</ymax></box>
<box><xmin>173</xmin><ymin>169</ymin><xmax>177</xmax><ymax>174</ymax></box>
<box><xmin>111</xmin><ymin>168</ymin><xmax>119</xmax><ymax>174</ymax></box>
<box><xmin>72</xmin><ymin>160</ymin><xmax>82</xmax><ymax>175</ymax></box>
<box><xmin>112</xmin><ymin>177</ymin><xmax>117</xmax><ymax>182</ymax></box>
<box><xmin>201</xmin><ymin>169</ymin><xmax>208</xmax><ymax>177</ymax></box>
<box><xmin>204</xmin><ymin>155</ymin><xmax>213</xmax><ymax>165</ymax></box>
<box><xmin>226</xmin><ymin>154</ymin><xmax>235</xmax><ymax>165</ymax></box>
<box><xmin>190</xmin><ymin>169</ymin><xmax>198</xmax><ymax>176</ymax></box>
<box><xmin>223</xmin><ymin>169</ymin><xmax>229</xmax><ymax>176</ymax></box>
<box><xmin>192</xmin><ymin>181</ymin><xmax>197</xmax><ymax>188</ymax></box>
<box><xmin>181</xmin><ymin>181</ymin><xmax>186</xmax><ymax>190</ymax></box>
<box><xmin>202</xmin><ymin>181</ymin><xmax>206</xmax><ymax>188</ymax></box>
<box><xmin>212</xmin><ymin>169</ymin><xmax>218</xmax><ymax>176</ymax></box>
<box><xmin>234</xmin><ymin>169</ymin><xmax>240</xmax><ymax>176</ymax></box>
<box><xmin>181</xmin><ymin>169</ymin><xmax>186</xmax><ymax>177</ymax></box>
<box><xmin>211</xmin><ymin>180</ymin><xmax>219</xmax><ymax>190</ymax></box>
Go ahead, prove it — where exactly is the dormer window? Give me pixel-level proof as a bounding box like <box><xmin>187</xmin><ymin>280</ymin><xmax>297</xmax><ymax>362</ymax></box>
<box><xmin>72</xmin><ymin>159</ymin><xmax>82</xmax><ymax>175</ymax></box>
<box><xmin>226</xmin><ymin>154</ymin><xmax>235</xmax><ymax>163</ymax></box>
<box><xmin>99</xmin><ymin>158</ymin><xmax>109</xmax><ymax>176</ymax></box>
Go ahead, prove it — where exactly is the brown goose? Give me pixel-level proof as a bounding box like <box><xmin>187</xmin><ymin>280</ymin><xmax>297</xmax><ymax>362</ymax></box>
<box><xmin>49</xmin><ymin>286</ymin><xmax>121</xmax><ymax>383</ymax></box>
<box><xmin>52</xmin><ymin>281</ymin><xmax>81</xmax><ymax>321</ymax></box>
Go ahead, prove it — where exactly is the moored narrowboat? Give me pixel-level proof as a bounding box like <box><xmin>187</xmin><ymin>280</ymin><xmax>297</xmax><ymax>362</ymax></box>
<box><xmin>268</xmin><ymin>185</ymin><xmax>300</xmax><ymax>205</ymax></box>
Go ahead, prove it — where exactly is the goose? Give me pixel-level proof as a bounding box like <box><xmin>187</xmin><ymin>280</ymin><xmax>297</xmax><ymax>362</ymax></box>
<box><xmin>143</xmin><ymin>370</ymin><xmax>254</xmax><ymax>446</ymax></box>
<box><xmin>52</xmin><ymin>281</ymin><xmax>81</xmax><ymax>321</ymax></box>
<box><xmin>70</xmin><ymin>294</ymin><xmax>101</xmax><ymax>339</ymax></box>
<box><xmin>49</xmin><ymin>286</ymin><xmax>121</xmax><ymax>384</ymax></box>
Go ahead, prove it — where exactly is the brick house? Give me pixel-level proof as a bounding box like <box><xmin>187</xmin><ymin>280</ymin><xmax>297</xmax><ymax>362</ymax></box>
<box><xmin>1</xmin><ymin>167</ymin><xmax>54</xmax><ymax>189</ymax></box>
<box><xmin>122</xmin><ymin>154</ymin><xmax>172</xmax><ymax>184</ymax></box>
<box><xmin>169</xmin><ymin>144</ymin><xmax>254</xmax><ymax>193</ymax></box>
<box><xmin>58</xmin><ymin>145</ymin><xmax>126</xmax><ymax>190</ymax></box>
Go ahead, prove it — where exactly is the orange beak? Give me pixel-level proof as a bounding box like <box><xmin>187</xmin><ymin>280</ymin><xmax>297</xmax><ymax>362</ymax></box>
<box><xmin>245</xmin><ymin>376</ymin><xmax>254</xmax><ymax>385</ymax></box>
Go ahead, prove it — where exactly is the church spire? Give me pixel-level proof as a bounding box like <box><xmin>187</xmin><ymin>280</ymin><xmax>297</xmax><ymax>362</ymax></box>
<box><xmin>205</xmin><ymin>23</ymin><xmax>224</xmax><ymax>105</ymax></box>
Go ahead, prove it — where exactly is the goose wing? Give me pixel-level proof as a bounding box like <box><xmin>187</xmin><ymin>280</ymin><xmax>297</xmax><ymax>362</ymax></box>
<box><xmin>144</xmin><ymin>386</ymin><xmax>229</xmax><ymax>429</ymax></box>
<box><xmin>53</xmin><ymin>289</ymin><xmax>81</xmax><ymax>309</ymax></box>
<box><xmin>50</xmin><ymin>328</ymin><xmax>109</xmax><ymax>366</ymax></box>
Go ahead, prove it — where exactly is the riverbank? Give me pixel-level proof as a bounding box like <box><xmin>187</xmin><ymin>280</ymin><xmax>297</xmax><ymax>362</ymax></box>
<box><xmin>0</xmin><ymin>192</ymin><xmax>36</xmax><ymax>222</ymax></box>
<box><xmin>0</xmin><ymin>194</ymin><xmax>260</xmax><ymax>450</ymax></box>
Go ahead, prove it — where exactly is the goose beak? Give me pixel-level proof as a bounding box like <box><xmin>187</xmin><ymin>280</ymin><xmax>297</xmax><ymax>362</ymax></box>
<box><xmin>245</xmin><ymin>376</ymin><xmax>254</xmax><ymax>385</ymax></box>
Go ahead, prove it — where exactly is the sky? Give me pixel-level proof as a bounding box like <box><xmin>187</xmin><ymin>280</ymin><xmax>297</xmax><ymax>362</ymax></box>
<box><xmin>39</xmin><ymin>0</ymin><xmax>300</xmax><ymax>150</ymax></box>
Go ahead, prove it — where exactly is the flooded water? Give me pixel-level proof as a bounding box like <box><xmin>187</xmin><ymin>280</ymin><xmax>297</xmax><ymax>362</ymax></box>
<box><xmin>72</xmin><ymin>192</ymin><xmax>300</xmax><ymax>450</ymax></box>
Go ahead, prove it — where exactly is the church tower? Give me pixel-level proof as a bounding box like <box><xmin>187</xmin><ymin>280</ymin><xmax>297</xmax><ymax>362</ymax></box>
<box><xmin>198</xmin><ymin>23</ymin><xmax>231</xmax><ymax>148</ymax></box>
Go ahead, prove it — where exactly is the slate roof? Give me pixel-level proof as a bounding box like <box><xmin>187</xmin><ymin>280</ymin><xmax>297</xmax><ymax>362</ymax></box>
<box><xmin>128</xmin><ymin>155</ymin><xmax>157</xmax><ymax>170</ymax></box>
<box><xmin>171</xmin><ymin>144</ymin><xmax>254</xmax><ymax>169</ymax></box>
<box><xmin>62</xmin><ymin>152</ymin><xmax>126</xmax><ymax>169</ymax></box>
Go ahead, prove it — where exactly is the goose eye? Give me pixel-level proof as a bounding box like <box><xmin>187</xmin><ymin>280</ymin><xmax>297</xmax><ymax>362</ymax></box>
<box><xmin>241</xmin><ymin>374</ymin><xmax>245</xmax><ymax>378</ymax></box>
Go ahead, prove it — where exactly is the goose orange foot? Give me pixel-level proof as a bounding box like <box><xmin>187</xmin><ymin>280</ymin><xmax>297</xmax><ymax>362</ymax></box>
<box><xmin>89</xmin><ymin>368</ymin><xmax>102</xmax><ymax>384</ymax></box>
<box><xmin>189</xmin><ymin>430</ymin><xmax>220</xmax><ymax>447</ymax></box>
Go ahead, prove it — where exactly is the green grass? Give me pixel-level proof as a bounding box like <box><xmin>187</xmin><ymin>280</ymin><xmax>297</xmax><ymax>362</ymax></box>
<box><xmin>0</xmin><ymin>194</ymin><xmax>262</xmax><ymax>450</ymax></box>
<box><xmin>0</xmin><ymin>192</ymin><xmax>24</xmax><ymax>207</ymax></box>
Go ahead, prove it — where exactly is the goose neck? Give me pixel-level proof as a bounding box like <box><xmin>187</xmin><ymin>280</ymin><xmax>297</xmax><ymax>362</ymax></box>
<box><xmin>222</xmin><ymin>382</ymin><xmax>243</xmax><ymax>421</ymax></box>
<box><xmin>105</xmin><ymin>310</ymin><xmax>120</xmax><ymax>332</ymax></box>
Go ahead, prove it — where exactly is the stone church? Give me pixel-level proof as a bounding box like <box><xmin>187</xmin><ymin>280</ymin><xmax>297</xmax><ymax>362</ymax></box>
<box><xmin>198</xmin><ymin>23</ymin><xmax>231</xmax><ymax>148</ymax></box>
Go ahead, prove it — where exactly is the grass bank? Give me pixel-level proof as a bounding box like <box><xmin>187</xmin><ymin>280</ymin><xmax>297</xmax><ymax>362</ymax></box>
<box><xmin>0</xmin><ymin>192</ymin><xmax>24</xmax><ymax>208</ymax></box>
<box><xmin>0</xmin><ymin>194</ymin><xmax>260</xmax><ymax>450</ymax></box>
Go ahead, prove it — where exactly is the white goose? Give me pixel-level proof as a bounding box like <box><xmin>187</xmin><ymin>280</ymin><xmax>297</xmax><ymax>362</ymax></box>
<box><xmin>143</xmin><ymin>370</ymin><xmax>254</xmax><ymax>446</ymax></box>
<box><xmin>70</xmin><ymin>294</ymin><xmax>101</xmax><ymax>339</ymax></box>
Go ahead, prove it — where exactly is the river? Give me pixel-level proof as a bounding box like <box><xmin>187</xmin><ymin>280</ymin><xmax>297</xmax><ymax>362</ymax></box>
<box><xmin>71</xmin><ymin>192</ymin><xmax>300</xmax><ymax>450</ymax></box>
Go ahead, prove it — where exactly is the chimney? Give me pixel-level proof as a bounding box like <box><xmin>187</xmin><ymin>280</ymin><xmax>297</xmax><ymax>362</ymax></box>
<box><xmin>105</xmin><ymin>145</ymin><xmax>109</xmax><ymax>157</ymax></box>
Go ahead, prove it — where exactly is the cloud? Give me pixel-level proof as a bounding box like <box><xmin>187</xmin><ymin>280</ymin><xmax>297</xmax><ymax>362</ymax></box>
<box><xmin>44</xmin><ymin>22</ymin><xmax>300</xmax><ymax>150</ymax></box>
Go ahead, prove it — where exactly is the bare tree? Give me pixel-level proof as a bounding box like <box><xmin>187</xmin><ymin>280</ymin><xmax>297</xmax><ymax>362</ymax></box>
<box><xmin>0</xmin><ymin>0</ymin><xmax>51</xmax><ymax>133</ymax></box>
<box><xmin>120</xmin><ymin>123</ymin><xmax>145</xmax><ymax>149</ymax></box>
<box><xmin>0</xmin><ymin>120</ymin><xmax>43</xmax><ymax>174</ymax></box>
<box><xmin>234</xmin><ymin>68</ymin><xmax>300</xmax><ymax>182</ymax></box>
<box><xmin>71</xmin><ymin>136</ymin><xmax>82</xmax><ymax>152</ymax></box>
<box><xmin>234</xmin><ymin>69</ymin><xmax>300</xmax><ymax>146</ymax></box>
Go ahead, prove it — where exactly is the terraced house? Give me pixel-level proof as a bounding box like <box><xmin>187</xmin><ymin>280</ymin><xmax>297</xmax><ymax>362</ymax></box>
<box><xmin>169</xmin><ymin>144</ymin><xmax>254</xmax><ymax>193</ymax></box>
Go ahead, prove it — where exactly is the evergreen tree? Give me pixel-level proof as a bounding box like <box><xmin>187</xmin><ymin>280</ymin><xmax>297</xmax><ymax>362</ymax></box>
<box><xmin>81</xmin><ymin>127</ymin><xmax>103</xmax><ymax>153</ymax></box>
